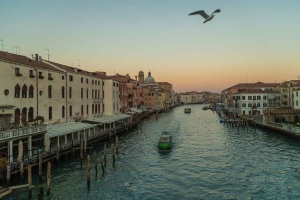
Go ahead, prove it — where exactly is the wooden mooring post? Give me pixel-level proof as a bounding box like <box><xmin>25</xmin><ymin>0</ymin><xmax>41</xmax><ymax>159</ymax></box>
<box><xmin>156</xmin><ymin>110</ymin><xmax>158</xmax><ymax>120</ymax></box>
<box><xmin>84</xmin><ymin>138</ymin><xmax>87</xmax><ymax>156</ymax></box>
<box><xmin>6</xmin><ymin>165</ymin><xmax>10</xmax><ymax>187</ymax></box>
<box><xmin>100</xmin><ymin>153</ymin><xmax>105</xmax><ymax>175</ymax></box>
<box><xmin>104</xmin><ymin>144</ymin><xmax>107</xmax><ymax>167</ymax></box>
<box><xmin>47</xmin><ymin>162</ymin><xmax>51</xmax><ymax>196</ymax></box>
<box><xmin>87</xmin><ymin>155</ymin><xmax>91</xmax><ymax>189</ymax></box>
<box><xmin>28</xmin><ymin>165</ymin><xmax>32</xmax><ymax>198</ymax></box>
<box><xmin>116</xmin><ymin>136</ymin><xmax>119</xmax><ymax>154</ymax></box>
<box><xmin>20</xmin><ymin>161</ymin><xmax>24</xmax><ymax>180</ymax></box>
<box><xmin>94</xmin><ymin>151</ymin><xmax>98</xmax><ymax>177</ymax></box>
<box><xmin>39</xmin><ymin>153</ymin><xmax>44</xmax><ymax>197</ymax></box>
<box><xmin>111</xmin><ymin>144</ymin><xmax>115</xmax><ymax>164</ymax></box>
<box><xmin>80</xmin><ymin>142</ymin><xmax>83</xmax><ymax>167</ymax></box>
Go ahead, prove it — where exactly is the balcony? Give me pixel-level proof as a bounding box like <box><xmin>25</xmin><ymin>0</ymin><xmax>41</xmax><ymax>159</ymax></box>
<box><xmin>0</xmin><ymin>124</ymin><xmax>46</xmax><ymax>141</ymax></box>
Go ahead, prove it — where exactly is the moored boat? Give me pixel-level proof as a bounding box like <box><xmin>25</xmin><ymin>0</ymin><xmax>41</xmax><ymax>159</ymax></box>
<box><xmin>158</xmin><ymin>131</ymin><xmax>172</xmax><ymax>150</ymax></box>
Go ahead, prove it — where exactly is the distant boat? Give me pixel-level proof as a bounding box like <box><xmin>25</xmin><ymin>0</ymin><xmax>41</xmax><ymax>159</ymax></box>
<box><xmin>158</xmin><ymin>131</ymin><xmax>172</xmax><ymax>150</ymax></box>
<box><xmin>184</xmin><ymin>108</ymin><xmax>191</xmax><ymax>113</ymax></box>
<box><xmin>202</xmin><ymin>106</ymin><xmax>208</xmax><ymax>110</ymax></box>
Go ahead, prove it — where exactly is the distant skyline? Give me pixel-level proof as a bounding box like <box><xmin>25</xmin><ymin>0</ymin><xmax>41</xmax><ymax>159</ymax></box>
<box><xmin>1</xmin><ymin>0</ymin><xmax>299</xmax><ymax>93</ymax></box>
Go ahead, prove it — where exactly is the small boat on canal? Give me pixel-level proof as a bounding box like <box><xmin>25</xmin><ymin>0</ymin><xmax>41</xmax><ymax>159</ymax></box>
<box><xmin>184</xmin><ymin>108</ymin><xmax>191</xmax><ymax>113</ymax></box>
<box><xmin>158</xmin><ymin>131</ymin><xmax>172</xmax><ymax>150</ymax></box>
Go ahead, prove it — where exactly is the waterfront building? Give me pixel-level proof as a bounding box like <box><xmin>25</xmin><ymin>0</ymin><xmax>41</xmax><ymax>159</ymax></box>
<box><xmin>293</xmin><ymin>89</ymin><xmax>300</xmax><ymax>109</ymax></box>
<box><xmin>232</xmin><ymin>89</ymin><xmax>280</xmax><ymax>116</ymax></box>
<box><xmin>279</xmin><ymin>80</ymin><xmax>300</xmax><ymax>108</ymax></box>
<box><xmin>180</xmin><ymin>93</ymin><xmax>192</xmax><ymax>104</ymax></box>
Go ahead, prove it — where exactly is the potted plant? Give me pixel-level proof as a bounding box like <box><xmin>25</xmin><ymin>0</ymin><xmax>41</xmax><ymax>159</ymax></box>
<box><xmin>15</xmin><ymin>72</ymin><xmax>23</xmax><ymax>77</ymax></box>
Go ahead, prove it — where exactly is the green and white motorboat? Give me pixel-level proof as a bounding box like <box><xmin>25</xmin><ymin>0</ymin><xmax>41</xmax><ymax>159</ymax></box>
<box><xmin>158</xmin><ymin>130</ymin><xmax>172</xmax><ymax>150</ymax></box>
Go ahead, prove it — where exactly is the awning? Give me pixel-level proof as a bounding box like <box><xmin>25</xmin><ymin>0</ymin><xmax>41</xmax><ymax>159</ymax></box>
<box><xmin>129</xmin><ymin>107</ymin><xmax>143</xmax><ymax>113</ymax></box>
<box><xmin>126</xmin><ymin>112</ymin><xmax>135</xmax><ymax>115</ymax></box>
<box><xmin>0</xmin><ymin>105</ymin><xmax>15</xmax><ymax>109</ymax></box>
<box><xmin>46</xmin><ymin>122</ymin><xmax>96</xmax><ymax>138</ymax></box>
<box><xmin>82</xmin><ymin>114</ymin><xmax>131</xmax><ymax>124</ymax></box>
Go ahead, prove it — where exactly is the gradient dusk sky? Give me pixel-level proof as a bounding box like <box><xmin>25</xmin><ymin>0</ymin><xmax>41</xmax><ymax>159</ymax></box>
<box><xmin>1</xmin><ymin>0</ymin><xmax>299</xmax><ymax>93</ymax></box>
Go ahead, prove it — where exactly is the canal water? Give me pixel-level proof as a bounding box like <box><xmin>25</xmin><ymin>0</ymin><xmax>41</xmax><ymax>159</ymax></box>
<box><xmin>5</xmin><ymin>105</ymin><xmax>300</xmax><ymax>199</ymax></box>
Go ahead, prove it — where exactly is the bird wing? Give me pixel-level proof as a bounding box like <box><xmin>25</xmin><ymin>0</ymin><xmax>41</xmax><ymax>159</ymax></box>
<box><xmin>212</xmin><ymin>9</ymin><xmax>221</xmax><ymax>14</ymax></box>
<box><xmin>189</xmin><ymin>10</ymin><xmax>209</xmax><ymax>19</ymax></box>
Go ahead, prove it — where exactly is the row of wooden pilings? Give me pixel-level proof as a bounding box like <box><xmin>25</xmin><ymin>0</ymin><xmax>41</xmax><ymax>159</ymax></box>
<box><xmin>223</xmin><ymin>114</ymin><xmax>257</xmax><ymax>133</ymax></box>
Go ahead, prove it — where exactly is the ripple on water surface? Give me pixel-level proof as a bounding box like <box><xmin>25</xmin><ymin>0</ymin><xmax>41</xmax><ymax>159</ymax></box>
<box><xmin>5</xmin><ymin>105</ymin><xmax>300</xmax><ymax>199</ymax></box>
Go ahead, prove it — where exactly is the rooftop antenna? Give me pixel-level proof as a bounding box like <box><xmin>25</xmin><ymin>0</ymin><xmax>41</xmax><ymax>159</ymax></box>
<box><xmin>45</xmin><ymin>49</ymin><xmax>50</xmax><ymax>61</ymax></box>
<box><xmin>84</xmin><ymin>61</ymin><xmax>87</xmax><ymax>70</ymax></box>
<box><xmin>12</xmin><ymin>46</ymin><xmax>18</xmax><ymax>54</ymax></box>
<box><xmin>17</xmin><ymin>46</ymin><xmax>20</xmax><ymax>55</ymax></box>
<box><xmin>0</xmin><ymin>39</ymin><xmax>5</xmax><ymax>51</ymax></box>
<box><xmin>77</xmin><ymin>60</ymin><xmax>81</xmax><ymax>69</ymax></box>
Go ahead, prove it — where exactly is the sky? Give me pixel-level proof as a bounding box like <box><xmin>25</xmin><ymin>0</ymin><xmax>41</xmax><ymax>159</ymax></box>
<box><xmin>1</xmin><ymin>0</ymin><xmax>300</xmax><ymax>93</ymax></box>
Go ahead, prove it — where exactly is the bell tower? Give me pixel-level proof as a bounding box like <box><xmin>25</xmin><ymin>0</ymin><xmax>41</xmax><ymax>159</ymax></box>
<box><xmin>138</xmin><ymin>70</ymin><xmax>144</xmax><ymax>83</ymax></box>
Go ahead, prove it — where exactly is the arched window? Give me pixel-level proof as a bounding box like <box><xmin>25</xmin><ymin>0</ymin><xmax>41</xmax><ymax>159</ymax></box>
<box><xmin>62</xmin><ymin>86</ymin><xmax>65</xmax><ymax>98</ymax></box>
<box><xmin>86</xmin><ymin>89</ymin><xmax>88</xmax><ymax>98</ymax></box>
<box><xmin>22</xmin><ymin>107</ymin><xmax>27</xmax><ymax>123</ymax></box>
<box><xmin>28</xmin><ymin>107</ymin><xmax>34</xmax><ymax>122</ymax></box>
<box><xmin>15</xmin><ymin>84</ymin><xmax>20</xmax><ymax>98</ymax></box>
<box><xmin>98</xmin><ymin>90</ymin><xmax>100</xmax><ymax>98</ymax></box>
<box><xmin>69</xmin><ymin>87</ymin><xmax>72</xmax><ymax>98</ymax></box>
<box><xmin>62</xmin><ymin>106</ymin><xmax>65</xmax><ymax>118</ymax></box>
<box><xmin>95</xmin><ymin>104</ymin><xmax>97</xmax><ymax>114</ymax></box>
<box><xmin>49</xmin><ymin>106</ymin><xmax>52</xmax><ymax>120</ymax></box>
<box><xmin>86</xmin><ymin>105</ymin><xmax>89</xmax><ymax>114</ymax></box>
<box><xmin>48</xmin><ymin>85</ymin><xmax>52</xmax><ymax>98</ymax></box>
<box><xmin>92</xmin><ymin>104</ymin><xmax>94</xmax><ymax>114</ymax></box>
<box><xmin>95</xmin><ymin>90</ymin><xmax>97</xmax><ymax>99</ymax></box>
<box><xmin>29</xmin><ymin>85</ymin><xmax>34</xmax><ymax>98</ymax></box>
<box><xmin>15</xmin><ymin>108</ymin><xmax>20</xmax><ymax>124</ymax></box>
<box><xmin>81</xmin><ymin>88</ymin><xmax>83</xmax><ymax>98</ymax></box>
<box><xmin>92</xmin><ymin>89</ymin><xmax>94</xmax><ymax>99</ymax></box>
<box><xmin>69</xmin><ymin>105</ymin><xmax>72</xmax><ymax>117</ymax></box>
<box><xmin>81</xmin><ymin>105</ymin><xmax>84</xmax><ymax>115</ymax></box>
<box><xmin>22</xmin><ymin>84</ymin><xmax>27</xmax><ymax>98</ymax></box>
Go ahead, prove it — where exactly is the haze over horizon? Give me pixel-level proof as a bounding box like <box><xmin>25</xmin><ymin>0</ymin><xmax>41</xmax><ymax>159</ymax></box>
<box><xmin>1</xmin><ymin>0</ymin><xmax>299</xmax><ymax>93</ymax></box>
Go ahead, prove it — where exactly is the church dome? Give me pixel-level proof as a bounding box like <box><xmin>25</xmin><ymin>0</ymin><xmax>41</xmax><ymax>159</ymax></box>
<box><xmin>144</xmin><ymin>71</ymin><xmax>155</xmax><ymax>83</ymax></box>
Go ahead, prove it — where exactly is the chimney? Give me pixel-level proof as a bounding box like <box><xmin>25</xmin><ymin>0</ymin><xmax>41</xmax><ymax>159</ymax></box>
<box><xmin>39</xmin><ymin>56</ymin><xmax>42</xmax><ymax>62</ymax></box>
<box><xmin>35</xmin><ymin>54</ymin><xmax>38</xmax><ymax>61</ymax></box>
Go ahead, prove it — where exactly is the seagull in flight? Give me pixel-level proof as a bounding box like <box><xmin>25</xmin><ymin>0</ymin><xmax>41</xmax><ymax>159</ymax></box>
<box><xmin>189</xmin><ymin>9</ymin><xmax>221</xmax><ymax>23</ymax></box>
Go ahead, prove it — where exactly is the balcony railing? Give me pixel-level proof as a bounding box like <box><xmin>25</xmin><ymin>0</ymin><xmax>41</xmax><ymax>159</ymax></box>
<box><xmin>0</xmin><ymin>125</ymin><xmax>47</xmax><ymax>141</ymax></box>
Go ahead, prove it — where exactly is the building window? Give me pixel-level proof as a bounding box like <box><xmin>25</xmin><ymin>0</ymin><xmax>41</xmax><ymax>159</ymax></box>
<box><xmin>297</xmin><ymin>100</ymin><xmax>299</xmax><ymax>106</ymax></box>
<box><xmin>48</xmin><ymin>73</ymin><xmax>52</xmax><ymax>79</ymax></box>
<box><xmin>92</xmin><ymin>89</ymin><xmax>94</xmax><ymax>99</ymax></box>
<box><xmin>248</xmin><ymin>96</ymin><xmax>252</xmax><ymax>100</ymax></box>
<box><xmin>263</xmin><ymin>103</ymin><xmax>267</xmax><ymax>107</ymax></box>
<box><xmin>39</xmin><ymin>72</ymin><xmax>43</xmax><ymax>77</ymax></box>
<box><xmin>81</xmin><ymin>105</ymin><xmax>84</xmax><ymax>115</ymax></box>
<box><xmin>95</xmin><ymin>90</ymin><xmax>97</xmax><ymax>99</ymax></box>
<box><xmin>257</xmin><ymin>103</ymin><xmax>261</xmax><ymax>107</ymax></box>
<box><xmin>103</xmin><ymin>81</ymin><xmax>104</xmax><ymax>86</ymax></box>
<box><xmin>257</xmin><ymin>96</ymin><xmax>261</xmax><ymax>100</ymax></box>
<box><xmin>98</xmin><ymin>81</ymin><xmax>100</xmax><ymax>85</ymax></box>
<box><xmin>92</xmin><ymin>104</ymin><xmax>94</xmax><ymax>114</ymax></box>
<box><xmin>81</xmin><ymin>77</ymin><xmax>83</xmax><ymax>83</ymax></box>
<box><xmin>48</xmin><ymin>85</ymin><xmax>52</xmax><ymax>98</ymax></box>
<box><xmin>15</xmin><ymin>84</ymin><xmax>20</xmax><ymax>98</ymax></box>
<box><xmin>4</xmin><ymin>89</ymin><xmax>9</xmax><ymax>96</ymax></box>
<box><xmin>28</xmin><ymin>107</ymin><xmax>34</xmax><ymax>122</ymax></box>
<box><xmin>15</xmin><ymin>67</ymin><xmax>20</xmax><ymax>74</ymax></box>
<box><xmin>22</xmin><ymin>84</ymin><xmax>27</xmax><ymax>98</ymax></box>
<box><xmin>98</xmin><ymin>90</ymin><xmax>100</xmax><ymax>99</ymax></box>
<box><xmin>116</xmin><ymin>83</ymin><xmax>118</xmax><ymax>87</ymax></box>
<box><xmin>69</xmin><ymin>75</ymin><xmax>73</xmax><ymax>81</ymax></box>
<box><xmin>103</xmin><ymin>90</ymin><xmax>104</xmax><ymax>99</ymax></box>
<box><xmin>98</xmin><ymin>103</ymin><xmax>100</xmax><ymax>113</ymax></box>
<box><xmin>86</xmin><ymin>79</ymin><xmax>88</xmax><ymax>84</ymax></box>
<box><xmin>92</xmin><ymin>80</ymin><xmax>94</xmax><ymax>85</ymax></box>
<box><xmin>263</xmin><ymin>95</ymin><xmax>267</xmax><ymax>100</ymax></box>
<box><xmin>86</xmin><ymin>89</ymin><xmax>89</xmax><ymax>98</ymax></box>
<box><xmin>69</xmin><ymin>87</ymin><xmax>72</xmax><ymax>98</ymax></box>
<box><xmin>62</xmin><ymin>106</ymin><xmax>65</xmax><ymax>118</ymax></box>
<box><xmin>242</xmin><ymin>103</ymin><xmax>246</xmax><ymax>107</ymax></box>
<box><xmin>15</xmin><ymin>108</ymin><xmax>20</xmax><ymax>124</ymax></box>
<box><xmin>113</xmin><ymin>82</ymin><xmax>115</xmax><ymax>87</ymax></box>
<box><xmin>29</xmin><ymin>70</ymin><xmax>34</xmax><ymax>76</ymax></box>
<box><xmin>29</xmin><ymin>85</ymin><xmax>34</xmax><ymax>98</ymax></box>
<box><xmin>49</xmin><ymin>106</ymin><xmax>52</xmax><ymax>120</ymax></box>
<box><xmin>22</xmin><ymin>107</ymin><xmax>27</xmax><ymax>123</ymax></box>
<box><xmin>62</xmin><ymin>75</ymin><xmax>65</xmax><ymax>80</ymax></box>
<box><xmin>249</xmin><ymin>111</ymin><xmax>251</xmax><ymax>115</ymax></box>
<box><xmin>95</xmin><ymin>104</ymin><xmax>97</xmax><ymax>114</ymax></box>
<box><xmin>62</xmin><ymin>86</ymin><xmax>65</xmax><ymax>98</ymax></box>
<box><xmin>81</xmin><ymin>88</ymin><xmax>83</xmax><ymax>98</ymax></box>
<box><xmin>253</xmin><ymin>96</ymin><xmax>256</xmax><ymax>100</ymax></box>
<box><xmin>69</xmin><ymin>105</ymin><xmax>72</xmax><ymax>117</ymax></box>
<box><xmin>86</xmin><ymin>105</ymin><xmax>89</xmax><ymax>114</ymax></box>
<box><xmin>297</xmin><ymin>92</ymin><xmax>298</xmax><ymax>97</ymax></box>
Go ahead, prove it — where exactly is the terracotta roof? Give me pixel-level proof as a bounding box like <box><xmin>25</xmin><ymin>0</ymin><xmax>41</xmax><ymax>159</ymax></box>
<box><xmin>157</xmin><ymin>82</ymin><xmax>172</xmax><ymax>85</ymax></box>
<box><xmin>0</xmin><ymin>51</ymin><xmax>62</xmax><ymax>72</ymax></box>
<box><xmin>224</xmin><ymin>82</ymin><xmax>280</xmax><ymax>91</ymax></box>
<box><xmin>233</xmin><ymin>89</ymin><xmax>280</xmax><ymax>94</ymax></box>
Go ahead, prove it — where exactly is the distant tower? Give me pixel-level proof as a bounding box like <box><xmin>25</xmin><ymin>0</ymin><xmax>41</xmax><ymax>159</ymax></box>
<box><xmin>138</xmin><ymin>70</ymin><xmax>144</xmax><ymax>83</ymax></box>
